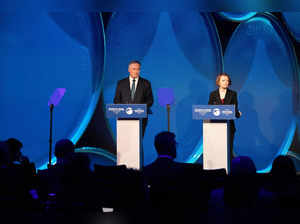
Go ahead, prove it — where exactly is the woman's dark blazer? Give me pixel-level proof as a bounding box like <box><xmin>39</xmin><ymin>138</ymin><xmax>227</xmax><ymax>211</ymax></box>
<box><xmin>208</xmin><ymin>89</ymin><xmax>240</xmax><ymax>132</ymax></box>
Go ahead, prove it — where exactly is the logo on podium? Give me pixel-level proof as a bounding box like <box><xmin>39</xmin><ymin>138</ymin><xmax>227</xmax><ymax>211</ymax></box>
<box><xmin>213</xmin><ymin>108</ymin><xmax>221</xmax><ymax>116</ymax></box>
<box><xmin>126</xmin><ymin>107</ymin><xmax>133</xmax><ymax>115</ymax></box>
<box><xmin>192</xmin><ymin>105</ymin><xmax>236</xmax><ymax>120</ymax></box>
<box><xmin>106</xmin><ymin>104</ymin><xmax>147</xmax><ymax>118</ymax></box>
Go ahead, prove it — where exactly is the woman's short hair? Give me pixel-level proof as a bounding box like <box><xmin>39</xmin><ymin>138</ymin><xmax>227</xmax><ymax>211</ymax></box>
<box><xmin>216</xmin><ymin>73</ymin><xmax>232</xmax><ymax>86</ymax></box>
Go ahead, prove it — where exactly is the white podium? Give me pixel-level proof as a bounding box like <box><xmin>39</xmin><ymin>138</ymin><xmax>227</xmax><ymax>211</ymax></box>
<box><xmin>117</xmin><ymin>119</ymin><xmax>143</xmax><ymax>169</ymax></box>
<box><xmin>193</xmin><ymin>105</ymin><xmax>236</xmax><ymax>174</ymax></box>
<box><xmin>203</xmin><ymin>120</ymin><xmax>230</xmax><ymax>173</ymax></box>
<box><xmin>106</xmin><ymin>104</ymin><xmax>147</xmax><ymax>170</ymax></box>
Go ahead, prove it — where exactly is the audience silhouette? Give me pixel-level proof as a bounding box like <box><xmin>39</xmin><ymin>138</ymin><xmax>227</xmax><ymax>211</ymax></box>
<box><xmin>0</xmin><ymin>135</ymin><xmax>299</xmax><ymax>224</ymax></box>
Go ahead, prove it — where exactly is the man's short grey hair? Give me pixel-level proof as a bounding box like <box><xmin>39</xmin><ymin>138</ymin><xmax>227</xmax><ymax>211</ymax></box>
<box><xmin>129</xmin><ymin>60</ymin><xmax>141</xmax><ymax>66</ymax></box>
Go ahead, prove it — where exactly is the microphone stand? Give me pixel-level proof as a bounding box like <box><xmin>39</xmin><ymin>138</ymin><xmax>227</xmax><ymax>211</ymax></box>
<box><xmin>47</xmin><ymin>88</ymin><xmax>66</xmax><ymax>168</ymax></box>
<box><xmin>48</xmin><ymin>104</ymin><xmax>54</xmax><ymax>168</ymax></box>
<box><xmin>167</xmin><ymin>104</ymin><xmax>170</xmax><ymax>132</ymax></box>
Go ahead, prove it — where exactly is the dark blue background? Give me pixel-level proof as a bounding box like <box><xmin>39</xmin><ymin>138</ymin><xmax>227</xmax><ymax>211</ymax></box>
<box><xmin>1</xmin><ymin>12</ymin><xmax>300</xmax><ymax>172</ymax></box>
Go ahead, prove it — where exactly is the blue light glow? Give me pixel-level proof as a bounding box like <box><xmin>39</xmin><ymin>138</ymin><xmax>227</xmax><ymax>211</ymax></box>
<box><xmin>258</xmin><ymin>118</ymin><xmax>296</xmax><ymax>173</ymax></box>
<box><xmin>219</xmin><ymin>12</ymin><xmax>257</xmax><ymax>22</ymax></box>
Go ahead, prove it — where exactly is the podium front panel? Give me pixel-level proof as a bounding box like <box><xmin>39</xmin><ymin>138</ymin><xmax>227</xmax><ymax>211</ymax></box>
<box><xmin>203</xmin><ymin>120</ymin><xmax>230</xmax><ymax>173</ymax></box>
<box><xmin>117</xmin><ymin>119</ymin><xmax>142</xmax><ymax>170</ymax></box>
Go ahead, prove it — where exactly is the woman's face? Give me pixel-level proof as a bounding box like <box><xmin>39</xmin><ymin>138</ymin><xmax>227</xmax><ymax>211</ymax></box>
<box><xmin>219</xmin><ymin>75</ymin><xmax>229</xmax><ymax>89</ymax></box>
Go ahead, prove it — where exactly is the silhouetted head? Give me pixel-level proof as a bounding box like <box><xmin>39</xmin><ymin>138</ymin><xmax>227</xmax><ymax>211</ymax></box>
<box><xmin>6</xmin><ymin>138</ymin><xmax>23</xmax><ymax>161</ymax></box>
<box><xmin>271</xmin><ymin>155</ymin><xmax>296</xmax><ymax>177</ymax></box>
<box><xmin>154</xmin><ymin>131</ymin><xmax>177</xmax><ymax>159</ymax></box>
<box><xmin>226</xmin><ymin>156</ymin><xmax>258</xmax><ymax>208</ymax></box>
<box><xmin>54</xmin><ymin>139</ymin><xmax>75</xmax><ymax>159</ymax></box>
<box><xmin>0</xmin><ymin>141</ymin><xmax>10</xmax><ymax>166</ymax></box>
<box><xmin>231</xmin><ymin>156</ymin><xmax>256</xmax><ymax>176</ymax></box>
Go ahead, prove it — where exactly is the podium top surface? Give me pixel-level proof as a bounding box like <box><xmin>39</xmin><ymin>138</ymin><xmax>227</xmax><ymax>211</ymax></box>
<box><xmin>106</xmin><ymin>104</ymin><xmax>147</xmax><ymax>118</ymax></box>
<box><xmin>193</xmin><ymin>105</ymin><xmax>236</xmax><ymax>120</ymax></box>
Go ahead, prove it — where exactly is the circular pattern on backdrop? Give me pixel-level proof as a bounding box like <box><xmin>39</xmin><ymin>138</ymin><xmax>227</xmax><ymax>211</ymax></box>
<box><xmin>2</xmin><ymin>12</ymin><xmax>299</xmax><ymax>172</ymax></box>
<box><xmin>0</xmin><ymin>13</ymin><xmax>105</xmax><ymax>168</ymax></box>
<box><xmin>224</xmin><ymin>13</ymin><xmax>297</xmax><ymax>171</ymax></box>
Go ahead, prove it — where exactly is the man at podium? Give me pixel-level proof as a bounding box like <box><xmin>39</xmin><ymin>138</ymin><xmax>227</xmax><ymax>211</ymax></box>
<box><xmin>113</xmin><ymin>60</ymin><xmax>154</xmax><ymax>136</ymax></box>
<box><xmin>208</xmin><ymin>73</ymin><xmax>241</xmax><ymax>161</ymax></box>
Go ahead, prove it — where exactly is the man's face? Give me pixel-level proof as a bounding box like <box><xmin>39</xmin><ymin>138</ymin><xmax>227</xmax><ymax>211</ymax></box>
<box><xmin>128</xmin><ymin>63</ymin><xmax>141</xmax><ymax>79</ymax></box>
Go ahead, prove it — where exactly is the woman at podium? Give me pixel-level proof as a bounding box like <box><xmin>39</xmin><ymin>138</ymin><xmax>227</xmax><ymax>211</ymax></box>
<box><xmin>208</xmin><ymin>73</ymin><xmax>241</xmax><ymax>161</ymax></box>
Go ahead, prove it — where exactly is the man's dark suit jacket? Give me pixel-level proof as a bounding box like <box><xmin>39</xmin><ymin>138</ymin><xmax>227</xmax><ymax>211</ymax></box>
<box><xmin>113</xmin><ymin>76</ymin><xmax>153</xmax><ymax>109</ymax></box>
<box><xmin>143</xmin><ymin>158</ymin><xmax>212</xmax><ymax>209</ymax></box>
<box><xmin>113</xmin><ymin>76</ymin><xmax>153</xmax><ymax>136</ymax></box>
<box><xmin>143</xmin><ymin>158</ymin><xmax>187</xmax><ymax>181</ymax></box>
<box><xmin>208</xmin><ymin>88</ymin><xmax>240</xmax><ymax>132</ymax></box>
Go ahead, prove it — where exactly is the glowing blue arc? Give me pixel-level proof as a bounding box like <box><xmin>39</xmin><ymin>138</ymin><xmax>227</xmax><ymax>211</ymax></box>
<box><xmin>218</xmin><ymin>12</ymin><xmax>257</xmax><ymax>22</ymax></box>
<box><xmin>38</xmin><ymin>13</ymin><xmax>105</xmax><ymax>170</ymax></box>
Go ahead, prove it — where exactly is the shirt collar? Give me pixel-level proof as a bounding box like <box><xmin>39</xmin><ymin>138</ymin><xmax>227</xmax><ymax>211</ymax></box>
<box><xmin>129</xmin><ymin>76</ymin><xmax>139</xmax><ymax>82</ymax></box>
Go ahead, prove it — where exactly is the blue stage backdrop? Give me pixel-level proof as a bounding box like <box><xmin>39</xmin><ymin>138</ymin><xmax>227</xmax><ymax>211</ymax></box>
<box><xmin>102</xmin><ymin>12</ymin><xmax>300</xmax><ymax>172</ymax></box>
<box><xmin>103</xmin><ymin>12</ymin><xmax>223</xmax><ymax>166</ymax></box>
<box><xmin>0</xmin><ymin>13</ymin><xmax>105</xmax><ymax>168</ymax></box>
<box><xmin>224</xmin><ymin>13</ymin><xmax>298</xmax><ymax>171</ymax></box>
<box><xmin>282</xmin><ymin>12</ymin><xmax>300</xmax><ymax>42</ymax></box>
<box><xmin>1</xmin><ymin>12</ymin><xmax>300</xmax><ymax>172</ymax></box>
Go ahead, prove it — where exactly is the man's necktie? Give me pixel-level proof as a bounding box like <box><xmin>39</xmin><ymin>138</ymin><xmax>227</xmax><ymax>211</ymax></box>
<box><xmin>131</xmin><ymin>79</ymin><xmax>136</xmax><ymax>101</ymax></box>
